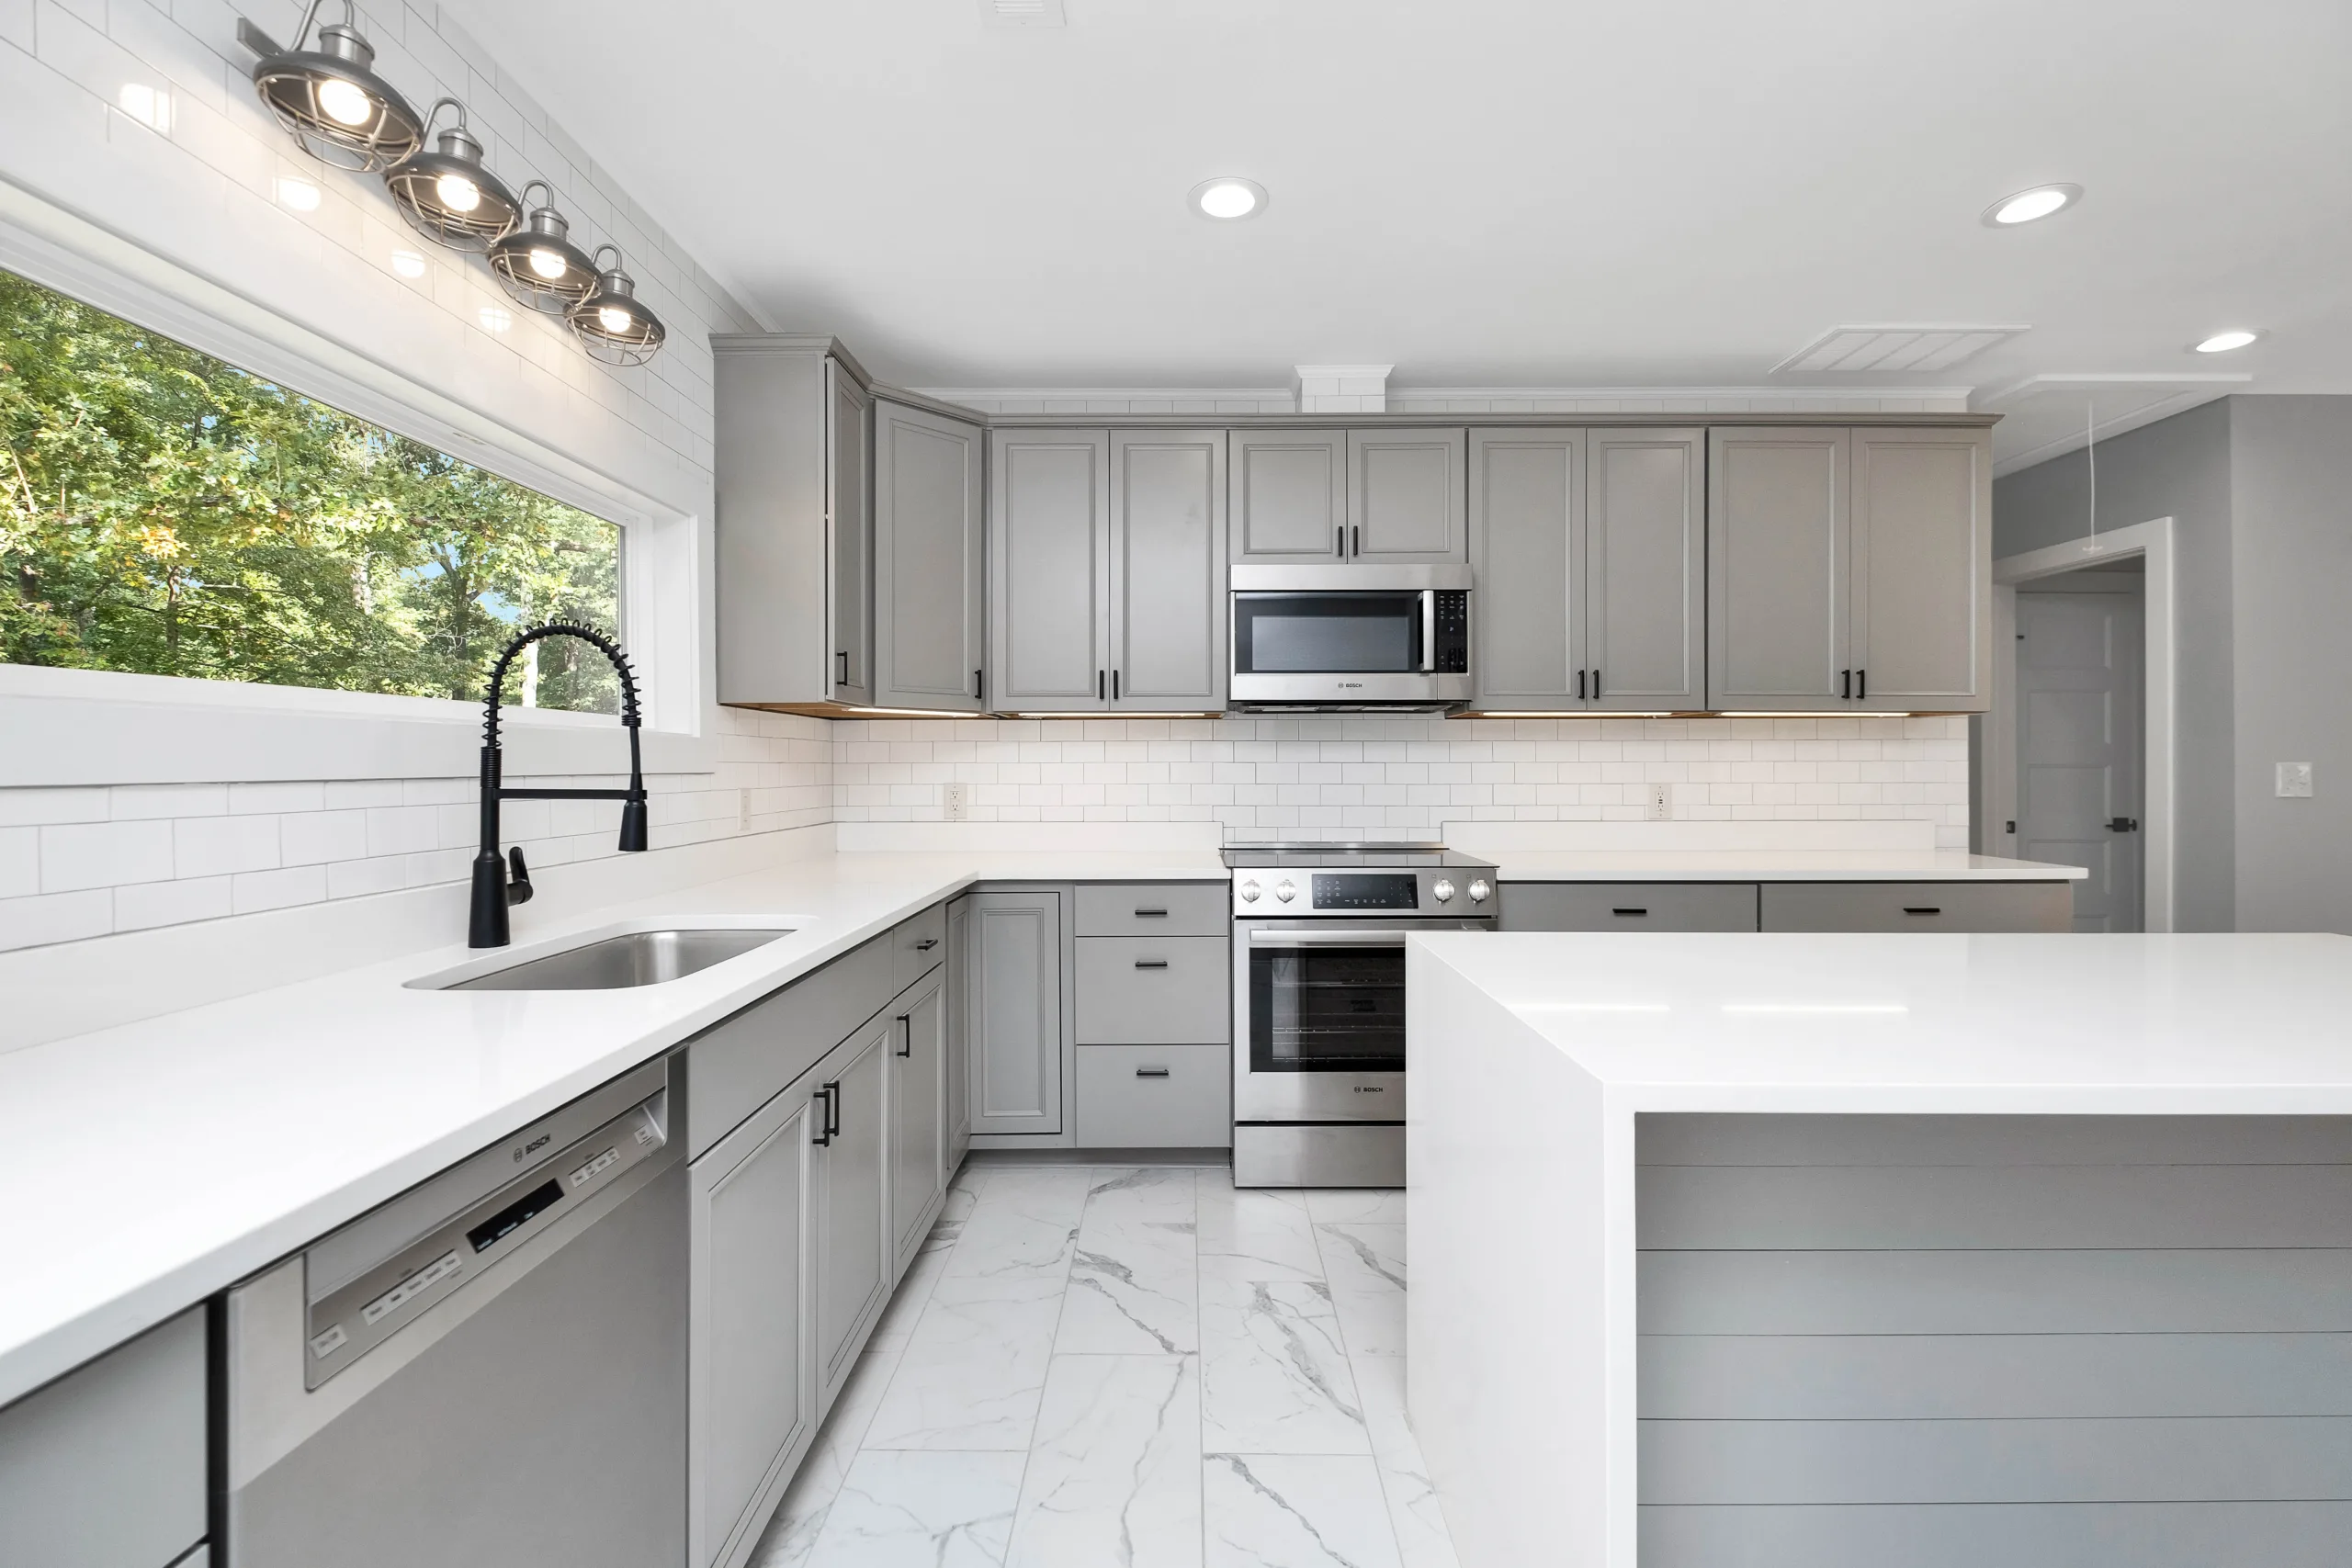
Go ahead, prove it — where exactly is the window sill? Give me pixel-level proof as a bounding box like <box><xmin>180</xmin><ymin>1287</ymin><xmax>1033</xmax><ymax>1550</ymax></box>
<box><xmin>0</xmin><ymin>664</ymin><xmax>718</xmax><ymax>787</ymax></box>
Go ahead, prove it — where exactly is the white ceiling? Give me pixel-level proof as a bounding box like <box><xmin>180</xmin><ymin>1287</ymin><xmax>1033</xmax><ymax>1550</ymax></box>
<box><xmin>456</xmin><ymin>0</ymin><xmax>2352</xmax><ymax>445</ymax></box>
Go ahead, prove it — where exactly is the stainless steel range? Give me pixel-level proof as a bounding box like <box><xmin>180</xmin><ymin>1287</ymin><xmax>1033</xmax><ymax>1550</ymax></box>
<box><xmin>1227</xmin><ymin>843</ymin><xmax>1497</xmax><ymax>1188</ymax></box>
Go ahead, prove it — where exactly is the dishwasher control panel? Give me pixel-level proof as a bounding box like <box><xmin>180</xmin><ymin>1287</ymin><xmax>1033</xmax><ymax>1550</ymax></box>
<box><xmin>300</xmin><ymin>1093</ymin><xmax>666</xmax><ymax>1390</ymax></box>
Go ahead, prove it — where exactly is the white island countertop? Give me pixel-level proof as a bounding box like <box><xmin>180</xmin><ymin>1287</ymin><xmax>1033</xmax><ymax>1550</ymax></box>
<box><xmin>0</xmin><ymin>846</ymin><xmax>1225</xmax><ymax>1408</ymax></box>
<box><xmin>1405</xmin><ymin>931</ymin><xmax>2352</xmax><ymax>1568</ymax></box>
<box><xmin>1479</xmin><ymin>848</ymin><xmax>2086</xmax><ymax>883</ymax></box>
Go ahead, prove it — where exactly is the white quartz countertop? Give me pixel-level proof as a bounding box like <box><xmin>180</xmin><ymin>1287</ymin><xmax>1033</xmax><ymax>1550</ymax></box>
<box><xmin>1487</xmin><ymin>849</ymin><xmax>2086</xmax><ymax>881</ymax></box>
<box><xmin>0</xmin><ymin>848</ymin><xmax>1225</xmax><ymax>1407</ymax></box>
<box><xmin>1413</xmin><ymin>931</ymin><xmax>2352</xmax><ymax>1112</ymax></box>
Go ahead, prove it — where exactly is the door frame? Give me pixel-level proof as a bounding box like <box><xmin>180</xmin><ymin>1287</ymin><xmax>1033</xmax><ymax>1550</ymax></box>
<box><xmin>1977</xmin><ymin>516</ymin><xmax>2176</xmax><ymax>931</ymax></box>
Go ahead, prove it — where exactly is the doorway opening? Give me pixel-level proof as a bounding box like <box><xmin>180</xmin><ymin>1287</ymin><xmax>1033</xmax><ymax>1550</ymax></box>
<box><xmin>1977</xmin><ymin>517</ymin><xmax>2177</xmax><ymax>932</ymax></box>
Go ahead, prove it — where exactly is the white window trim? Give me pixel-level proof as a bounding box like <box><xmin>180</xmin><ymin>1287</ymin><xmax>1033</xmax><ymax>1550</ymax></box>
<box><xmin>0</xmin><ymin>176</ymin><xmax>718</xmax><ymax>786</ymax></box>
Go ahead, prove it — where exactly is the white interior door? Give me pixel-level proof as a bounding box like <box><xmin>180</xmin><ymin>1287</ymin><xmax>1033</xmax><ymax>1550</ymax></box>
<box><xmin>2016</xmin><ymin>582</ymin><xmax>2143</xmax><ymax>931</ymax></box>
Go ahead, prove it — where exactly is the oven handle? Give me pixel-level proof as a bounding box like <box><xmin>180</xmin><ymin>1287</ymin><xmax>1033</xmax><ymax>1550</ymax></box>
<box><xmin>1419</xmin><ymin>591</ymin><xmax>1436</xmax><ymax>674</ymax></box>
<box><xmin>1248</xmin><ymin>929</ymin><xmax>1410</xmax><ymax>947</ymax></box>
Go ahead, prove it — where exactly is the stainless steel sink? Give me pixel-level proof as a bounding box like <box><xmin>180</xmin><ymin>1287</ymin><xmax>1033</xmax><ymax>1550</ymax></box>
<box><xmin>440</xmin><ymin>929</ymin><xmax>793</xmax><ymax>991</ymax></box>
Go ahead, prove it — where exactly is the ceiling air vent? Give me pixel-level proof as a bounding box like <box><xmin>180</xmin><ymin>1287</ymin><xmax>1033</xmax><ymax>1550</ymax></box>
<box><xmin>980</xmin><ymin>0</ymin><xmax>1066</xmax><ymax>26</ymax></box>
<box><xmin>1773</xmin><ymin>324</ymin><xmax>2030</xmax><ymax>376</ymax></box>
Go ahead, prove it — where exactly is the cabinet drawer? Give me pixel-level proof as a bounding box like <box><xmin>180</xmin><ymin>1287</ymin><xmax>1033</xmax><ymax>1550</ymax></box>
<box><xmin>1759</xmin><ymin>881</ymin><xmax>2074</xmax><ymax>933</ymax></box>
<box><xmin>1502</xmin><ymin>883</ymin><xmax>1758</xmax><ymax>932</ymax></box>
<box><xmin>889</xmin><ymin>903</ymin><xmax>946</xmax><ymax>992</ymax></box>
<box><xmin>1075</xmin><ymin>937</ymin><xmax>1231</xmax><ymax>1044</ymax></box>
<box><xmin>1077</xmin><ymin>1044</ymin><xmax>1232</xmax><ymax>1148</ymax></box>
<box><xmin>1074</xmin><ymin>883</ymin><xmax>1229</xmax><ymax>937</ymax></box>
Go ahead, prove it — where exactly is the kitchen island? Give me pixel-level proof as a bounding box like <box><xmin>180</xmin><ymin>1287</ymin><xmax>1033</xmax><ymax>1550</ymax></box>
<box><xmin>1407</xmin><ymin>931</ymin><xmax>2352</xmax><ymax>1568</ymax></box>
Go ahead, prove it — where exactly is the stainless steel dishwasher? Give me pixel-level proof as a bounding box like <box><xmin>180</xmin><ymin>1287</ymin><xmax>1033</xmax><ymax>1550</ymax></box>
<box><xmin>220</xmin><ymin>1056</ymin><xmax>685</xmax><ymax>1568</ymax></box>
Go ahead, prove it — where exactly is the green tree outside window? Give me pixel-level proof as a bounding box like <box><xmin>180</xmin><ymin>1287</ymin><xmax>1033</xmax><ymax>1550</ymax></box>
<box><xmin>0</xmin><ymin>267</ymin><xmax>621</xmax><ymax>714</ymax></box>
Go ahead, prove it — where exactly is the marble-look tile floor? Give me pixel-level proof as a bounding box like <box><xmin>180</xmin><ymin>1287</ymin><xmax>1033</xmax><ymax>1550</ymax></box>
<box><xmin>750</xmin><ymin>1160</ymin><xmax>1458</xmax><ymax>1568</ymax></box>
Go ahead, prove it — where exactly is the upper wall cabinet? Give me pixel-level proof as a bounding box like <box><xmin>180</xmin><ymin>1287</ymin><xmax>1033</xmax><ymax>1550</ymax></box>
<box><xmin>990</xmin><ymin>428</ymin><xmax>1227</xmax><ymax>713</ymax></box>
<box><xmin>1706</xmin><ymin>426</ymin><xmax>1989</xmax><ymax>713</ymax></box>
<box><xmin>714</xmin><ymin>336</ymin><xmax>873</xmax><ymax>710</ymax></box>
<box><xmin>1468</xmin><ymin>428</ymin><xmax>1702</xmax><ymax>711</ymax></box>
<box><xmin>1230</xmin><ymin>429</ymin><xmax>1467</xmax><ymax>564</ymax></box>
<box><xmin>873</xmin><ymin>401</ymin><xmax>987</xmax><ymax>713</ymax></box>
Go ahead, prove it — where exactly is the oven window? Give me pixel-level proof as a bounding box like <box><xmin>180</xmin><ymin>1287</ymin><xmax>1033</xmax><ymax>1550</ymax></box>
<box><xmin>1233</xmin><ymin>593</ymin><xmax>1422</xmax><ymax>674</ymax></box>
<box><xmin>1249</xmin><ymin>943</ymin><xmax>1408</xmax><ymax>1072</ymax></box>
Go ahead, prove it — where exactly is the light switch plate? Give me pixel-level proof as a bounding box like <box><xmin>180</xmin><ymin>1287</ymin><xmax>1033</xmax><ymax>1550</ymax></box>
<box><xmin>2278</xmin><ymin>761</ymin><xmax>2314</xmax><ymax>798</ymax></box>
<box><xmin>1645</xmin><ymin>783</ymin><xmax>1672</xmax><ymax>820</ymax></box>
<box><xmin>943</xmin><ymin>782</ymin><xmax>971</xmax><ymax>821</ymax></box>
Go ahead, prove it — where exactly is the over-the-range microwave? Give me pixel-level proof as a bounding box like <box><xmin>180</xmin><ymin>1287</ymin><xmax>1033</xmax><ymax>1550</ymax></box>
<box><xmin>1228</xmin><ymin>564</ymin><xmax>1473</xmax><ymax>711</ymax></box>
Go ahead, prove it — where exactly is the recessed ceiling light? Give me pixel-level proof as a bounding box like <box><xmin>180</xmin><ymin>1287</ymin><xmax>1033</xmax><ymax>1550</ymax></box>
<box><xmin>2193</xmin><ymin>329</ymin><xmax>2263</xmax><ymax>354</ymax></box>
<box><xmin>1982</xmin><ymin>183</ymin><xmax>2081</xmax><ymax>226</ymax></box>
<box><xmin>1191</xmin><ymin>176</ymin><xmax>1268</xmax><ymax>221</ymax></box>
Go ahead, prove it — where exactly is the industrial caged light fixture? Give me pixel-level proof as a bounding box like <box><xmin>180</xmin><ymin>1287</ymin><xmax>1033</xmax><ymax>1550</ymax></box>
<box><xmin>487</xmin><ymin>182</ymin><xmax>601</xmax><ymax>314</ymax></box>
<box><xmin>384</xmin><ymin>99</ymin><xmax>523</xmax><ymax>254</ymax></box>
<box><xmin>238</xmin><ymin>1</ymin><xmax>422</xmax><ymax>172</ymax></box>
<box><xmin>570</xmin><ymin>246</ymin><xmax>667</xmax><ymax>367</ymax></box>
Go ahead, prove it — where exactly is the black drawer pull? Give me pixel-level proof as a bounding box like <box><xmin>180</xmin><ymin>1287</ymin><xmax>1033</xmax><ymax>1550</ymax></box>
<box><xmin>1134</xmin><ymin>908</ymin><xmax>1169</xmax><ymax>918</ymax></box>
<box><xmin>1902</xmin><ymin>907</ymin><xmax>1942</xmax><ymax>917</ymax></box>
<box><xmin>896</xmin><ymin>1014</ymin><xmax>912</xmax><ymax>1058</ymax></box>
<box><xmin>1136</xmin><ymin>1066</ymin><xmax>1170</xmax><ymax>1078</ymax></box>
<box><xmin>1134</xmin><ymin>959</ymin><xmax>1170</xmax><ymax>969</ymax></box>
<box><xmin>912</xmin><ymin>937</ymin><xmax>939</xmax><ymax>951</ymax></box>
<box><xmin>1611</xmin><ymin>908</ymin><xmax>1649</xmax><ymax>917</ymax></box>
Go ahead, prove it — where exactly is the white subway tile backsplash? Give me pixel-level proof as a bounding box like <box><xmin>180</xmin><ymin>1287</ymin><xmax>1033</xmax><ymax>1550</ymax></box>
<box><xmin>0</xmin><ymin>826</ymin><xmax>35</xmax><ymax>898</ymax></box>
<box><xmin>0</xmin><ymin>787</ymin><xmax>110</xmax><ymax>826</ymax></box>
<box><xmin>173</xmin><ymin>812</ymin><xmax>279</xmax><ymax>878</ymax></box>
<box><xmin>231</xmin><ymin>863</ymin><xmax>325</xmax><ymax>914</ymax></box>
<box><xmin>0</xmin><ymin>888</ymin><xmax>113</xmax><ymax>947</ymax></box>
<box><xmin>114</xmin><ymin>874</ymin><xmax>232</xmax><ymax>931</ymax></box>
<box><xmin>40</xmin><ymin>818</ymin><xmax>175</xmax><ymax>891</ymax></box>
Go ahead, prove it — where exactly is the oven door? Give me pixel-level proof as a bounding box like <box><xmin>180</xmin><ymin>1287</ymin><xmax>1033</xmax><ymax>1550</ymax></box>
<box><xmin>1233</xmin><ymin>921</ymin><xmax>1480</xmax><ymax>1122</ymax></box>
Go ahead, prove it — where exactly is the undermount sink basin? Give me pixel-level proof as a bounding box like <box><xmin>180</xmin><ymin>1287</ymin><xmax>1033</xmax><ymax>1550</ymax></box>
<box><xmin>436</xmin><ymin>929</ymin><xmax>794</xmax><ymax>991</ymax></box>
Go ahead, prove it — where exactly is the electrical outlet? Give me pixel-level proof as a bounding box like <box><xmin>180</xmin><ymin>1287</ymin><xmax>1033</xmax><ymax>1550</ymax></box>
<box><xmin>2278</xmin><ymin>761</ymin><xmax>2314</xmax><ymax>798</ymax></box>
<box><xmin>1645</xmin><ymin>783</ymin><xmax>1672</xmax><ymax>821</ymax></box>
<box><xmin>738</xmin><ymin>787</ymin><xmax>753</xmax><ymax>831</ymax></box>
<box><xmin>943</xmin><ymin>782</ymin><xmax>971</xmax><ymax>822</ymax></box>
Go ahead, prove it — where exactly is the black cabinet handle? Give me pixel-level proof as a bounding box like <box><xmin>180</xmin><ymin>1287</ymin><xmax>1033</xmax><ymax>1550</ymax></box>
<box><xmin>896</xmin><ymin>1014</ymin><xmax>911</xmax><ymax>1058</ymax></box>
<box><xmin>826</xmin><ymin>1078</ymin><xmax>842</xmax><ymax>1138</ymax></box>
<box><xmin>1611</xmin><ymin>908</ymin><xmax>1649</xmax><ymax>917</ymax></box>
<box><xmin>1098</xmin><ymin>670</ymin><xmax>1105</xmax><ymax>700</ymax></box>
<box><xmin>836</xmin><ymin>650</ymin><xmax>850</xmax><ymax>684</ymax></box>
<box><xmin>1857</xmin><ymin>668</ymin><xmax>1867</xmax><ymax>701</ymax></box>
<box><xmin>1136</xmin><ymin>1066</ymin><xmax>1171</xmax><ymax>1078</ymax></box>
<box><xmin>974</xmin><ymin>668</ymin><xmax>983</xmax><ymax>702</ymax></box>
<box><xmin>1902</xmin><ymin>907</ymin><xmax>1941</xmax><ymax>917</ymax></box>
<box><xmin>2107</xmin><ymin>817</ymin><xmax>2140</xmax><ymax>833</ymax></box>
<box><xmin>1593</xmin><ymin>666</ymin><xmax>1601</xmax><ymax>696</ymax></box>
<box><xmin>1576</xmin><ymin>669</ymin><xmax>1586</xmax><ymax>700</ymax></box>
<box><xmin>810</xmin><ymin>1085</ymin><xmax>834</xmax><ymax>1145</ymax></box>
<box><xmin>1336</xmin><ymin>525</ymin><xmax>1344</xmax><ymax>558</ymax></box>
<box><xmin>1352</xmin><ymin>525</ymin><xmax>1362</xmax><ymax>557</ymax></box>
<box><xmin>1134</xmin><ymin>908</ymin><xmax>1169</xmax><ymax>918</ymax></box>
<box><xmin>1134</xmin><ymin>959</ymin><xmax>1170</xmax><ymax>969</ymax></box>
<box><xmin>1113</xmin><ymin>670</ymin><xmax>1121</xmax><ymax>700</ymax></box>
<box><xmin>1839</xmin><ymin>669</ymin><xmax>1851</xmax><ymax>699</ymax></box>
<box><xmin>914</xmin><ymin>937</ymin><xmax>939</xmax><ymax>951</ymax></box>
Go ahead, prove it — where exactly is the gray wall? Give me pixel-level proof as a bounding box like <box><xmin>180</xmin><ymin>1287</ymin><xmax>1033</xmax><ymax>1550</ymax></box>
<box><xmin>1993</xmin><ymin>399</ymin><xmax>2237</xmax><ymax>931</ymax></box>
<box><xmin>2227</xmin><ymin>398</ymin><xmax>2352</xmax><ymax>932</ymax></box>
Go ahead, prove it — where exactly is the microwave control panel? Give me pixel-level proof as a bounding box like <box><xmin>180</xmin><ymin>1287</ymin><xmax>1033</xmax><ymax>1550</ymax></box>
<box><xmin>1432</xmin><ymin>592</ymin><xmax>1470</xmax><ymax>674</ymax></box>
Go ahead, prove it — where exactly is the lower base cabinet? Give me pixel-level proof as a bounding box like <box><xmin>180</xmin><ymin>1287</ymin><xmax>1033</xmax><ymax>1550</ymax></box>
<box><xmin>888</xmin><ymin>968</ymin><xmax>948</xmax><ymax>1276</ymax></box>
<box><xmin>1076</xmin><ymin>1043</ymin><xmax>1231</xmax><ymax>1148</ymax></box>
<box><xmin>814</xmin><ymin>1018</ymin><xmax>893</xmax><ymax>1410</ymax></box>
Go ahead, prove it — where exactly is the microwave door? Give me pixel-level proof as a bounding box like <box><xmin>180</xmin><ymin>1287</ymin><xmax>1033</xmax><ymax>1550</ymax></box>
<box><xmin>1232</xmin><ymin>592</ymin><xmax>1424</xmax><ymax>677</ymax></box>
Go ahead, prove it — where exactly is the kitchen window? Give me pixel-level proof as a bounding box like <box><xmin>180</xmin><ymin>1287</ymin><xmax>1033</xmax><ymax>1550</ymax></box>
<box><xmin>0</xmin><ymin>266</ymin><xmax>623</xmax><ymax>715</ymax></box>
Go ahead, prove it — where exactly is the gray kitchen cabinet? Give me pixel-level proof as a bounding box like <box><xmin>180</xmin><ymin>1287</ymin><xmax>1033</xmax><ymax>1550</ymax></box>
<box><xmin>888</xmin><ymin>968</ymin><xmax>948</xmax><ymax>1275</ymax></box>
<box><xmin>1231</xmin><ymin>431</ymin><xmax>1347</xmax><ymax>561</ymax></box>
<box><xmin>1350</xmin><ymin>428</ymin><xmax>1468</xmax><ymax>562</ymax></box>
<box><xmin>1589</xmin><ymin>429</ymin><xmax>1705</xmax><ymax>710</ymax></box>
<box><xmin>814</xmin><ymin>1017</ymin><xmax>892</xmax><ymax>1407</ymax></box>
<box><xmin>1110</xmin><ymin>430</ymin><xmax>1227</xmax><ymax>711</ymax></box>
<box><xmin>714</xmin><ymin>335</ymin><xmax>874</xmax><ymax>710</ymax></box>
<box><xmin>1074</xmin><ymin>936</ymin><xmax>1231</xmax><ymax>1044</ymax></box>
<box><xmin>0</xmin><ymin>1305</ymin><xmax>206</xmax><ymax>1568</ymax></box>
<box><xmin>888</xmin><ymin>902</ymin><xmax>945</xmax><ymax>994</ymax></box>
<box><xmin>1708</xmin><ymin>426</ymin><xmax>1990</xmax><ymax>714</ymax></box>
<box><xmin>945</xmin><ymin>897</ymin><xmax>971</xmax><ymax>1165</ymax></box>
<box><xmin>1759</xmin><ymin>881</ymin><xmax>2073</xmax><ymax>932</ymax></box>
<box><xmin>873</xmin><ymin>400</ymin><xmax>987</xmax><ymax>712</ymax></box>
<box><xmin>1469</xmin><ymin>428</ymin><xmax>1584</xmax><ymax>708</ymax></box>
<box><xmin>1502</xmin><ymin>882</ymin><xmax>1759</xmax><ymax>931</ymax></box>
<box><xmin>1708</xmin><ymin>427</ymin><xmax>1849</xmax><ymax>711</ymax></box>
<box><xmin>1848</xmin><ymin>427</ymin><xmax>1992</xmax><ymax>712</ymax></box>
<box><xmin>1073</xmin><ymin>882</ymin><xmax>1230</xmax><ymax>936</ymax></box>
<box><xmin>964</xmin><ymin>889</ymin><xmax>1065</xmax><ymax>1135</ymax></box>
<box><xmin>989</xmin><ymin>429</ymin><xmax>1111</xmax><ymax>711</ymax></box>
<box><xmin>688</xmin><ymin>1079</ymin><xmax>815</xmax><ymax>1568</ymax></box>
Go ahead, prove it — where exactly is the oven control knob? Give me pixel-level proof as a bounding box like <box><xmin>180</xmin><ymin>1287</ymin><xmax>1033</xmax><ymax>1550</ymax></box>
<box><xmin>1468</xmin><ymin>878</ymin><xmax>1491</xmax><ymax>904</ymax></box>
<box><xmin>1239</xmin><ymin>879</ymin><xmax>1260</xmax><ymax>903</ymax></box>
<box><xmin>1432</xmin><ymin>878</ymin><xmax>1455</xmax><ymax>904</ymax></box>
<box><xmin>1274</xmin><ymin>879</ymin><xmax>1296</xmax><ymax>903</ymax></box>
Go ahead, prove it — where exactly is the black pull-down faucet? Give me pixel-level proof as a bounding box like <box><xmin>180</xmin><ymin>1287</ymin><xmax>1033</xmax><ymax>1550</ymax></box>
<box><xmin>469</xmin><ymin>622</ymin><xmax>648</xmax><ymax>948</ymax></box>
